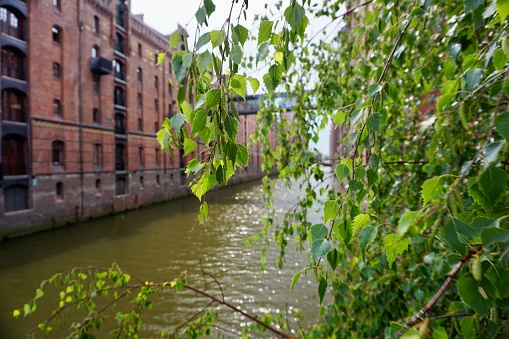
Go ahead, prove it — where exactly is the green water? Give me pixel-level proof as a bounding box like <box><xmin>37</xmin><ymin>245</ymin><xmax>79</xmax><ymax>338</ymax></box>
<box><xmin>0</xmin><ymin>177</ymin><xmax>324</xmax><ymax>338</ymax></box>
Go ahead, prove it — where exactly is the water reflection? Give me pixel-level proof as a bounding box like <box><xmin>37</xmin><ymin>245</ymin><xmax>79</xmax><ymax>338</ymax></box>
<box><xmin>0</xmin><ymin>174</ymin><xmax>331</xmax><ymax>337</ymax></box>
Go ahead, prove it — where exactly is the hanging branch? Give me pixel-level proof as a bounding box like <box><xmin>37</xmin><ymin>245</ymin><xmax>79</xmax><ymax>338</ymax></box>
<box><xmin>395</xmin><ymin>246</ymin><xmax>482</xmax><ymax>337</ymax></box>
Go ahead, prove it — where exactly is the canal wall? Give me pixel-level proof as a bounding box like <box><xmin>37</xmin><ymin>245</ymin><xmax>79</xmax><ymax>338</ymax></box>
<box><xmin>0</xmin><ymin>165</ymin><xmax>270</xmax><ymax>240</ymax></box>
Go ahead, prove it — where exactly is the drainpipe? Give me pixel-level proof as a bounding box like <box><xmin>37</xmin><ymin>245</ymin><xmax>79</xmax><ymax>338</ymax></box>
<box><xmin>77</xmin><ymin>0</ymin><xmax>85</xmax><ymax>220</ymax></box>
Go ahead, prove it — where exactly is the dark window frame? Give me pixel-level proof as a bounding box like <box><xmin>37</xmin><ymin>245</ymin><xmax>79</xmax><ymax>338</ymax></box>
<box><xmin>52</xmin><ymin>140</ymin><xmax>65</xmax><ymax>167</ymax></box>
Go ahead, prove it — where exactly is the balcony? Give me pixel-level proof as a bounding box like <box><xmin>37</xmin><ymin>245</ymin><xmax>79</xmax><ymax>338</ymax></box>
<box><xmin>90</xmin><ymin>57</ymin><xmax>112</xmax><ymax>75</ymax></box>
<box><xmin>115</xmin><ymin>161</ymin><xmax>125</xmax><ymax>171</ymax></box>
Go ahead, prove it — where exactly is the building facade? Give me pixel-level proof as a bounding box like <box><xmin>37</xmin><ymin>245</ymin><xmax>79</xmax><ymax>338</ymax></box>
<box><xmin>0</xmin><ymin>0</ymin><xmax>269</xmax><ymax>239</ymax></box>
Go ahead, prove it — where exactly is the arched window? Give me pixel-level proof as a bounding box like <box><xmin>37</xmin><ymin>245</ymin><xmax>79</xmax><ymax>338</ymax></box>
<box><xmin>93</xmin><ymin>143</ymin><xmax>103</xmax><ymax>169</ymax></box>
<box><xmin>115</xmin><ymin>144</ymin><xmax>126</xmax><ymax>171</ymax></box>
<box><xmin>53</xmin><ymin>0</ymin><xmax>61</xmax><ymax>11</ymax></box>
<box><xmin>0</xmin><ymin>7</ymin><xmax>25</xmax><ymax>40</ymax></box>
<box><xmin>95</xmin><ymin>179</ymin><xmax>102</xmax><ymax>196</ymax></box>
<box><xmin>91</xmin><ymin>45</ymin><xmax>99</xmax><ymax>58</ymax></box>
<box><xmin>116</xmin><ymin>0</ymin><xmax>125</xmax><ymax>27</ymax></box>
<box><xmin>1</xmin><ymin>47</ymin><xmax>26</xmax><ymax>80</ymax></box>
<box><xmin>112</xmin><ymin>59</ymin><xmax>125</xmax><ymax>80</ymax></box>
<box><xmin>1</xmin><ymin>135</ymin><xmax>27</xmax><ymax>175</ymax></box>
<box><xmin>114</xmin><ymin>32</ymin><xmax>124</xmax><ymax>54</ymax></box>
<box><xmin>114</xmin><ymin>113</ymin><xmax>125</xmax><ymax>134</ymax></box>
<box><xmin>52</xmin><ymin>26</ymin><xmax>62</xmax><ymax>44</ymax></box>
<box><xmin>137</xmin><ymin>68</ymin><xmax>142</xmax><ymax>83</ymax></box>
<box><xmin>52</xmin><ymin>140</ymin><xmax>65</xmax><ymax>167</ymax></box>
<box><xmin>93</xmin><ymin>15</ymin><xmax>99</xmax><ymax>35</ymax></box>
<box><xmin>1</xmin><ymin>89</ymin><xmax>27</xmax><ymax>122</ymax></box>
<box><xmin>114</xmin><ymin>86</ymin><xmax>125</xmax><ymax>107</ymax></box>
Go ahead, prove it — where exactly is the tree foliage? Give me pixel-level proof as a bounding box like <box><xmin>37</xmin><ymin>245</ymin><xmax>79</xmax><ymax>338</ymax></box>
<box><xmin>16</xmin><ymin>0</ymin><xmax>509</xmax><ymax>337</ymax></box>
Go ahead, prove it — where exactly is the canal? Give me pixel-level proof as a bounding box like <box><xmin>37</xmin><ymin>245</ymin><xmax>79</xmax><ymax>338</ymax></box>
<box><xmin>0</xmin><ymin>175</ymin><xmax>328</xmax><ymax>338</ymax></box>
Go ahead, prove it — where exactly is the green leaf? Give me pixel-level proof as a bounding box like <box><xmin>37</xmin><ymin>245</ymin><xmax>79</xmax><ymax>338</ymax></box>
<box><xmin>327</xmin><ymin>248</ymin><xmax>339</xmax><ymax>271</ymax></box>
<box><xmin>169</xmin><ymin>31</ymin><xmax>180</xmax><ymax>50</ymax></box>
<box><xmin>352</xmin><ymin>214</ymin><xmax>370</xmax><ymax>235</ymax></box>
<box><xmin>156</xmin><ymin>128</ymin><xmax>170</xmax><ymax>150</ymax></box>
<box><xmin>359</xmin><ymin>226</ymin><xmax>377</xmax><ymax>260</ymax></box>
<box><xmin>431</xmin><ymin>325</ymin><xmax>448</xmax><ymax>339</ymax></box>
<box><xmin>262</xmin><ymin>64</ymin><xmax>282</xmax><ymax>92</ymax></box>
<box><xmin>335</xmin><ymin>163</ymin><xmax>350</xmax><ymax>181</ymax></box>
<box><xmin>197</xmin><ymin>51</ymin><xmax>213</xmax><ymax>75</ymax></box>
<box><xmin>310</xmin><ymin>224</ymin><xmax>332</xmax><ymax>261</ymax></box>
<box><xmin>478</xmin><ymin>165</ymin><xmax>508</xmax><ymax>207</ymax></box>
<box><xmin>196</xmin><ymin>6</ymin><xmax>207</xmax><ymax>26</ymax></box>
<box><xmin>397</xmin><ymin>211</ymin><xmax>420</xmax><ymax>236</ymax></box>
<box><xmin>284</xmin><ymin>3</ymin><xmax>306</xmax><ymax>30</ymax></box>
<box><xmin>323</xmin><ymin>200</ymin><xmax>339</xmax><ymax>222</ymax></box>
<box><xmin>13</xmin><ymin>309</ymin><xmax>20</xmax><ymax>319</ymax></box>
<box><xmin>184</xmin><ymin>138</ymin><xmax>197</xmax><ymax>156</ymax></box>
<box><xmin>231</xmin><ymin>45</ymin><xmax>243</xmax><ymax>64</ymax></box>
<box><xmin>156</xmin><ymin>53</ymin><xmax>166</xmax><ymax>66</ymax></box>
<box><xmin>196</xmin><ymin>32</ymin><xmax>210</xmax><ymax>51</ymax></box>
<box><xmin>236</xmin><ymin>144</ymin><xmax>248</xmax><ymax>166</ymax></box>
<box><xmin>204</xmin><ymin>0</ymin><xmax>215</xmax><ymax>16</ymax></box>
<box><xmin>332</xmin><ymin>111</ymin><xmax>346</xmax><ymax>125</ymax></box>
<box><xmin>464</xmin><ymin>69</ymin><xmax>484</xmax><ymax>92</ymax></box>
<box><xmin>224</xmin><ymin>115</ymin><xmax>238</xmax><ymax>140</ymax></box>
<box><xmin>466</xmin><ymin>0</ymin><xmax>484</xmax><ymax>13</ymax></box>
<box><xmin>437</xmin><ymin>93</ymin><xmax>456</xmax><ymax>112</ymax></box>
<box><xmin>170</xmin><ymin>113</ymin><xmax>185</xmax><ymax>131</ymax></box>
<box><xmin>493</xmin><ymin>49</ymin><xmax>508</xmax><ymax>70</ymax></box>
<box><xmin>485</xmin><ymin>264</ymin><xmax>509</xmax><ymax>298</ymax></box>
<box><xmin>172</xmin><ymin>51</ymin><xmax>192</xmax><ymax>83</ymax></box>
<box><xmin>191</xmin><ymin>109</ymin><xmax>207</xmax><ymax>135</ymax></box>
<box><xmin>460</xmin><ymin>316</ymin><xmax>477</xmax><ymax>339</ymax></box>
<box><xmin>366</xmin><ymin>112</ymin><xmax>382</xmax><ymax>132</ymax></box>
<box><xmin>290</xmin><ymin>271</ymin><xmax>301</xmax><ymax>291</ymax></box>
<box><xmin>186</xmin><ymin>158</ymin><xmax>205</xmax><ymax>174</ymax></box>
<box><xmin>318</xmin><ymin>277</ymin><xmax>327</xmax><ymax>304</ymax></box>
<box><xmin>469</xmin><ymin>182</ymin><xmax>493</xmax><ymax>214</ymax></box>
<box><xmin>248</xmin><ymin>77</ymin><xmax>260</xmax><ymax>94</ymax></box>
<box><xmin>210</xmin><ymin>30</ymin><xmax>226</xmax><ymax>48</ymax></box>
<box><xmin>457</xmin><ymin>275</ymin><xmax>493</xmax><ymax>315</ymax></box>
<box><xmin>496</xmin><ymin>0</ymin><xmax>509</xmax><ymax>22</ymax></box>
<box><xmin>481</xmin><ymin>226</ymin><xmax>509</xmax><ymax>246</ymax></box>
<box><xmin>483</xmin><ymin>141</ymin><xmax>505</xmax><ymax>164</ymax></box>
<box><xmin>421</xmin><ymin>176</ymin><xmax>445</xmax><ymax>205</ymax></box>
<box><xmin>205</xmin><ymin>89</ymin><xmax>221</xmax><ymax>107</ymax></box>
<box><xmin>494</xmin><ymin>111</ymin><xmax>509</xmax><ymax>141</ymax></box>
<box><xmin>384</xmin><ymin>234</ymin><xmax>411</xmax><ymax>268</ymax></box>
<box><xmin>230</xmin><ymin>74</ymin><xmax>247</xmax><ymax>99</ymax></box>
<box><xmin>232</xmin><ymin>25</ymin><xmax>249</xmax><ymax>46</ymax></box>
<box><xmin>258</xmin><ymin>20</ymin><xmax>273</xmax><ymax>45</ymax></box>
<box><xmin>368</xmin><ymin>84</ymin><xmax>382</xmax><ymax>97</ymax></box>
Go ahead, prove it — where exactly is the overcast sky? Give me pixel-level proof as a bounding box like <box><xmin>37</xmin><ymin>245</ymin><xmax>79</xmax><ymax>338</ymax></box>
<box><xmin>130</xmin><ymin>0</ymin><xmax>331</xmax><ymax>156</ymax></box>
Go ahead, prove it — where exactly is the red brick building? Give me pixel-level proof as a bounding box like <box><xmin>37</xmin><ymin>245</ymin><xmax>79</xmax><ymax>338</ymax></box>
<box><xmin>0</xmin><ymin>0</ymin><xmax>266</xmax><ymax>238</ymax></box>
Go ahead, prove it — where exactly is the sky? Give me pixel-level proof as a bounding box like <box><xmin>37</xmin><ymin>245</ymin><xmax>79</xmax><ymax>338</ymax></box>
<box><xmin>130</xmin><ymin>0</ymin><xmax>331</xmax><ymax>156</ymax></box>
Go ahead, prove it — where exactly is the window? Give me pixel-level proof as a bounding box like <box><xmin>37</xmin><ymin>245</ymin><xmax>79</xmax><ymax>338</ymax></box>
<box><xmin>1</xmin><ymin>89</ymin><xmax>27</xmax><ymax>123</ymax></box>
<box><xmin>0</xmin><ymin>7</ymin><xmax>25</xmax><ymax>40</ymax></box>
<box><xmin>53</xmin><ymin>62</ymin><xmax>61</xmax><ymax>79</ymax></box>
<box><xmin>92</xmin><ymin>74</ymin><xmax>100</xmax><ymax>94</ymax></box>
<box><xmin>154</xmin><ymin>98</ymin><xmax>159</xmax><ymax>112</ymax></box>
<box><xmin>116</xmin><ymin>177</ymin><xmax>127</xmax><ymax>195</ymax></box>
<box><xmin>156</xmin><ymin>175</ymin><xmax>160</xmax><ymax>187</ymax></box>
<box><xmin>52</xmin><ymin>26</ymin><xmax>61</xmax><ymax>44</ymax></box>
<box><xmin>95</xmin><ymin>179</ymin><xmax>102</xmax><ymax>196</ymax></box>
<box><xmin>137</xmin><ymin>93</ymin><xmax>142</xmax><ymax>108</ymax></box>
<box><xmin>91</xmin><ymin>45</ymin><xmax>99</xmax><ymax>58</ymax></box>
<box><xmin>154</xmin><ymin>121</ymin><xmax>159</xmax><ymax>133</ymax></box>
<box><xmin>112</xmin><ymin>59</ymin><xmax>125</xmax><ymax>80</ymax></box>
<box><xmin>4</xmin><ymin>185</ymin><xmax>28</xmax><ymax>212</ymax></box>
<box><xmin>154</xmin><ymin>76</ymin><xmax>159</xmax><ymax>90</ymax></box>
<box><xmin>138</xmin><ymin>43</ymin><xmax>142</xmax><ymax>57</ymax></box>
<box><xmin>155</xmin><ymin>148</ymin><xmax>160</xmax><ymax>167</ymax></box>
<box><xmin>56</xmin><ymin>182</ymin><xmax>64</xmax><ymax>201</ymax></box>
<box><xmin>52</xmin><ymin>140</ymin><xmax>65</xmax><ymax>167</ymax></box>
<box><xmin>1</xmin><ymin>48</ymin><xmax>26</xmax><ymax>80</ymax></box>
<box><xmin>93</xmin><ymin>108</ymin><xmax>100</xmax><ymax>123</ymax></box>
<box><xmin>137</xmin><ymin>68</ymin><xmax>142</xmax><ymax>82</ymax></box>
<box><xmin>138</xmin><ymin>147</ymin><xmax>144</xmax><ymax>168</ymax></box>
<box><xmin>137</xmin><ymin>117</ymin><xmax>142</xmax><ymax>131</ymax></box>
<box><xmin>93</xmin><ymin>16</ymin><xmax>99</xmax><ymax>35</ymax></box>
<box><xmin>115</xmin><ymin>113</ymin><xmax>126</xmax><ymax>134</ymax></box>
<box><xmin>2</xmin><ymin>135</ymin><xmax>27</xmax><ymax>175</ymax></box>
<box><xmin>53</xmin><ymin>0</ymin><xmax>61</xmax><ymax>11</ymax></box>
<box><xmin>139</xmin><ymin>176</ymin><xmax>144</xmax><ymax>190</ymax></box>
<box><xmin>116</xmin><ymin>0</ymin><xmax>125</xmax><ymax>28</ymax></box>
<box><xmin>93</xmin><ymin>144</ymin><xmax>103</xmax><ymax>169</ymax></box>
<box><xmin>114</xmin><ymin>33</ymin><xmax>124</xmax><ymax>54</ymax></box>
<box><xmin>53</xmin><ymin>99</ymin><xmax>61</xmax><ymax>116</ymax></box>
<box><xmin>114</xmin><ymin>86</ymin><xmax>126</xmax><ymax>107</ymax></box>
<box><xmin>115</xmin><ymin>144</ymin><xmax>126</xmax><ymax>171</ymax></box>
